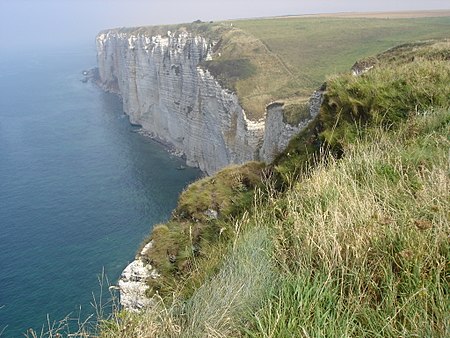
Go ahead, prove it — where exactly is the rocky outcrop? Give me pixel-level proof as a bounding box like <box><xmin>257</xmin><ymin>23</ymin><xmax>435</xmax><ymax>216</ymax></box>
<box><xmin>118</xmin><ymin>241</ymin><xmax>159</xmax><ymax>311</ymax></box>
<box><xmin>351</xmin><ymin>58</ymin><xmax>377</xmax><ymax>76</ymax></box>
<box><xmin>96</xmin><ymin>29</ymin><xmax>265</xmax><ymax>175</ymax></box>
<box><xmin>260</xmin><ymin>90</ymin><xmax>324</xmax><ymax>163</ymax></box>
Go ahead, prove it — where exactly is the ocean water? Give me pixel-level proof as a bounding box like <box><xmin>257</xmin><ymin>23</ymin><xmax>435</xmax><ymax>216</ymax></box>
<box><xmin>0</xmin><ymin>44</ymin><xmax>201</xmax><ymax>337</ymax></box>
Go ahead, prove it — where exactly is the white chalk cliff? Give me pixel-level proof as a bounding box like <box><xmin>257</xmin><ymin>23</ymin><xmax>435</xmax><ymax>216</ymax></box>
<box><xmin>96</xmin><ymin>29</ymin><xmax>265</xmax><ymax>175</ymax></box>
<box><xmin>96</xmin><ymin>28</ymin><xmax>321</xmax><ymax>174</ymax></box>
<box><xmin>118</xmin><ymin>241</ymin><xmax>159</xmax><ymax>311</ymax></box>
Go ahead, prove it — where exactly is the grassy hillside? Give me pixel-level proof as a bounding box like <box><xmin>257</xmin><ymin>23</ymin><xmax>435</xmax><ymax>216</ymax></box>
<box><xmin>96</xmin><ymin>103</ymin><xmax>449</xmax><ymax>338</ymax></box>
<box><xmin>81</xmin><ymin>38</ymin><xmax>450</xmax><ymax>338</ymax></box>
<box><xmin>223</xmin><ymin>15</ymin><xmax>450</xmax><ymax>118</ymax></box>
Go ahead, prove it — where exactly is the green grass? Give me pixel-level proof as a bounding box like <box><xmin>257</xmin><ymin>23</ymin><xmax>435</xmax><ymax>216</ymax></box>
<box><xmin>246</xmin><ymin>109</ymin><xmax>449</xmax><ymax>337</ymax></box>
<box><xmin>202</xmin><ymin>58</ymin><xmax>256</xmax><ymax>92</ymax></box>
<box><xmin>230</xmin><ymin>16</ymin><xmax>450</xmax><ymax>118</ymax></box>
<box><xmin>96</xmin><ymin>108</ymin><xmax>449</xmax><ymax>338</ymax></box>
<box><xmin>282</xmin><ymin>101</ymin><xmax>311</xmax><ymax>126</ymax></box>
<box><xmin>275</xmin><ymin>39</ymin><xmax>450</xmax><ymax>183</ymax></box>
<box><xmin>70</xmin><ymin>25</ymin><xmax>450</xmax><ymax>338</ymax></box>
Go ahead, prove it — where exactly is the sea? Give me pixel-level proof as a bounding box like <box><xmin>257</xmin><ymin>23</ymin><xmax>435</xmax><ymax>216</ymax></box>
<box><xmin>0</xmin><ymin>42</ymin><xmax>201</xmax><ymax>337</ymax></box>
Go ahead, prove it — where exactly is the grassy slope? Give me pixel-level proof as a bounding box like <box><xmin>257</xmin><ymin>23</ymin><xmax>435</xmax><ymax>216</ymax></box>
<box><xmin>32</xmin><ymin>33</ymin><xmax>449</xmax><ymax>338</ymax></box>
<box><xmin>97</xmin><ymin>109</ymin><xmax>449</xmax><ymax>338</ymax></box>
<box><xmin>247</xmin><ymin>108</ymin><xmax>449</xmax><ymax>337</ymax></box>
<box><xmin>88</xmin><ymin>37</ymin><xmax>450</xmax><ymax>338</ymax></box>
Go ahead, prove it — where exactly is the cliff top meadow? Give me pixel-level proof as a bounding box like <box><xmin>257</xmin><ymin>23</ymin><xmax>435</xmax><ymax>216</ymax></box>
<box><xmin>233</xmin><ymin>14</ymin><xmax>450</xmax><ymax>117</ymax></box>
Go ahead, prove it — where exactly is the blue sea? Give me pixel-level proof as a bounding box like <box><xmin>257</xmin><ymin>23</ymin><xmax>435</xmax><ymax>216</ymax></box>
<box><xmin>0</xmin><ymin>43</ymin><xmax>201</xmax><ymax>337</ymax></box>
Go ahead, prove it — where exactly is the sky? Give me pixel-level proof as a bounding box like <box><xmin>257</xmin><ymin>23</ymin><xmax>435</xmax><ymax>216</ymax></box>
<box><xmin>0</xmin><ymin>0</ymin><xmax>449</xmax><ymax>50</ymax></box>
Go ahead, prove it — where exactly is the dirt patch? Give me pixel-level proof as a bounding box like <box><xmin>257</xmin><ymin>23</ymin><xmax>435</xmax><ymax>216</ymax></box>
<box><xmin>275</xmin><ymin>10</ymin><xmax>450</xmax><ymax>19</ymax></box>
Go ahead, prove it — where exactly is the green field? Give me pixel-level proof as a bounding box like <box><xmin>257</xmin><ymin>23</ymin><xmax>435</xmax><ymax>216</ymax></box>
<box><xmin>222</xmin><ymin>16</ymin><xmax>450</xmax><ymax>118</ymax></box>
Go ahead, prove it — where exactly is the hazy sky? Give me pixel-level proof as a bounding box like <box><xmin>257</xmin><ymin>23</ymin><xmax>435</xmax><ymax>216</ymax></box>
<box><xmin>1</xmin><ymin>0</ymin><xmax>449</xmax><ymax>50</ymax></box>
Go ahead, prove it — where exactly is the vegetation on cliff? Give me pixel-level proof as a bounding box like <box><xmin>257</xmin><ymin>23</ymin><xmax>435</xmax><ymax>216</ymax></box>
<box><xmin>275</xmin><ymin>39</ymin><xmax>450</xmax><ymax>182</ymax></box>
<box><xmin>90</xmin><ymin>38</ymin><xmax>450</xmax><ymax>338</ymax></box>
<box><xmin>99</xmin><ymin>107</ymin><xmax>449</xmax><ymax>338</ymax></box>
<box><xmin>139</xmin><ymin>161</ymin><xmax>266</xmax><ymax>300</ymax></box>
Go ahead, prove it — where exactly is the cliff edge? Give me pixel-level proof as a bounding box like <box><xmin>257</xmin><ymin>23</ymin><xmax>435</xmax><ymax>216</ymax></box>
<box><xmin>96</xmin><ymin>24</ymin><xmax>318</xmax><ymax>174</ymax></box>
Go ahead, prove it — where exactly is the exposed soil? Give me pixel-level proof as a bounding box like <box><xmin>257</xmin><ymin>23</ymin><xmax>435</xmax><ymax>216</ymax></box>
<box><xmin>276</xmin><ymin>10</ymin><xmax>450</xmax><ymax>19</ymax></box>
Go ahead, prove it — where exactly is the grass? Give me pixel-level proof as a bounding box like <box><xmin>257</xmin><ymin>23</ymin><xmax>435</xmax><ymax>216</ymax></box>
<box><xmin>96</xmin><ymin>108</ymin><xmax>449</xmax><ymax>338</ymax></box>
<box><xmin>246</xmin><ymin>108</ymin><xmax>449</xmax><ymax>337</ymax></box>
<box><xmin>275</xmin><ymin>39</ymin><xmax>450</xmax><ymax>183</ymax></box>
<box><xmin>233</xmin><ymin>16</ymin><xmax>450</xmax><ymax>117</ymax></box>
<box><xmin>282</xmin><ymin>100</ymin><xmax>311</xmax><ymax>126</ymax></box>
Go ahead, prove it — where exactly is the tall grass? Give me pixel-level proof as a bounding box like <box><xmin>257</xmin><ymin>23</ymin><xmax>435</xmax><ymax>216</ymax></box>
<box><xmin>100</xmin><ymin>40</ymin><xmax>449</xmax><ymax>337</ymax></box>
<box><xmin>276</xmin><ymin>40</ymin><xmax>450</xmax><ymax>182</ymax></box>
<box><xmin>100</xmin><ymin>215</ymin><xmax>276</xmax><ymax>338</ymax></box>
<box><xmin>247</xmin><ymin>109</ymin><xmax>450</xmax><ymax>337</ymax></box>
<box><xmin>181</xmin><ymin>225</ymin><xmax>275</xmax><ymax>337</ymax></box>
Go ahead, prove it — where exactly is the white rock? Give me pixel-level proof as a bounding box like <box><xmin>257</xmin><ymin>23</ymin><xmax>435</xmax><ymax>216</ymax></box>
<box><xmin>204</xmin><ymin>208</ymin><xmax>219</xmax><ymax>219</ymax></box>
<box><xmin>118</xmin><ymin>259</ymin><xmax>159</xmax><ymax>311</ymax></box>
<box><xmin>260</xmin><ymin>90</ymin><xmax>324</xmax><ymax>163</ymax></box>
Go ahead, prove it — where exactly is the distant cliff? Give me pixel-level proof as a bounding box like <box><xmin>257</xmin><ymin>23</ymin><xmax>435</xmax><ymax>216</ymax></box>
<box><xmin>96</xmin><ymin>26</ymin><xmax>319</xmax><ymax>174</ymax></box>
<box><xmin>96</xmin><ymin>28</ymin><xmax>263</xmax><ymax>174</ymax></box>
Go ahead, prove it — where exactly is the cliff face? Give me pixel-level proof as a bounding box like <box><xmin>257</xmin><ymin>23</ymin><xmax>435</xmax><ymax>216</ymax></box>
<box><xmin>260</xmin><ymin>90</ymin><xmax>323</xmax><ymax>163</ymax></box>
<box><xmin>96</xmin><ymin>29</ymin><xmax>264</xmax><ymax>175</ymax></box>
